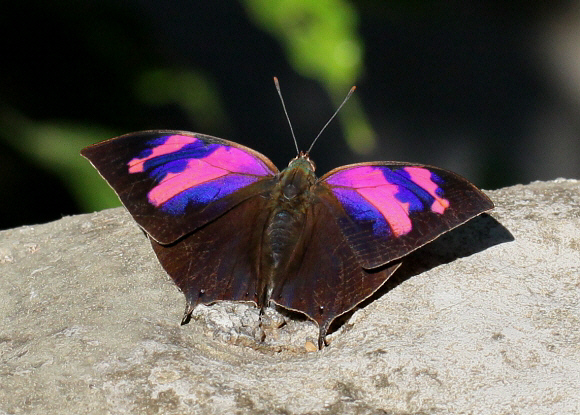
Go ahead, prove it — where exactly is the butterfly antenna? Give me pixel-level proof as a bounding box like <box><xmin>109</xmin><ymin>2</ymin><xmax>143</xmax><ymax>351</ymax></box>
<box><xmin>306</xmin><ymin>85</ymin><xmax>356</xmax><ymax>155</ymax></box>
<box><xmin>274</xmin><ymin>77</ymin><xmax>300</xmax><ymax>155</ymax></box>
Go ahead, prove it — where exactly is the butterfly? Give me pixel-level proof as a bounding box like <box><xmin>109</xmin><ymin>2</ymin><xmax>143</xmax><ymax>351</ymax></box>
<box><xmin>81</xmin><ymin>82</ymin><xmax>493</xmax><ymax>349</ymax></box>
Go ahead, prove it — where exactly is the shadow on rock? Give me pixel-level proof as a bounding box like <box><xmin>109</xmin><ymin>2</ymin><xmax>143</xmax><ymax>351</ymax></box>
<box><xmin>328</xmin><ymin>214</ymin><xmax>514</xmax><ymax>339</ymax></box>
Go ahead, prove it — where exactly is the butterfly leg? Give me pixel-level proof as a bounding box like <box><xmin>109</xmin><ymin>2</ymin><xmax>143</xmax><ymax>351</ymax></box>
<box><xmin>256</xmin><ymin>307</ymin><xmax>266</xmax><ymax>342</ymax></box>
<box><xmin>180</xmin><ymin>302</ymin><xmax>195</xmax><ymax>325</ymax></box>
<box><xmin>318</xmin><ymin>327</ymin><xmax>327</xmax><ymax>350</ymax></box>
<box><xmin>318</xmin><ymin>321</ymin><xmax>334</xmax><ymax>349</ymax></box>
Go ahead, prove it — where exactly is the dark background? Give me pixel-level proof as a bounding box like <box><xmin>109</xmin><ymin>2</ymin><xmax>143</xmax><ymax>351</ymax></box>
<box><xmin>1</xmin><ymin>1</ymin><xmax>579</xmax><ymax>230</ymax></box>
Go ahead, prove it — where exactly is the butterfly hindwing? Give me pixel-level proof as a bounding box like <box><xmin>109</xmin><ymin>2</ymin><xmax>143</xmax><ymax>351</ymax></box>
<box><xmin>270</xmin><ymin>200</ymin><xmax>402</xmax><ymax>347</ymax></box>
<box><xmin>81</xmin><ymin>130</ymin><xmax>279</xmax><ymax>243</ymax></box>
<box><xmin>149</xmin><ymin>195</ymin><xmax>271</xmax><ymax>308</ymax></box>
<box><xmin>318</xmin><ymin>162</ymin><xmax>494</xmax><ymax>268</ymax></box>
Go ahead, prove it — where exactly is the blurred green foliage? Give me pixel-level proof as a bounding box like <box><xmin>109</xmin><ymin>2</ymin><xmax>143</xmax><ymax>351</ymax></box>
<box><xmin>243</xmin><ymin>0</ymin><xmax>376</xmax><ymax>153</ymax></box>
<box><xmin>1</xmin><ymin>1</ymin><xmax>572</xmax><ymax>229</ymax></box>
<box><xmin>135</xmin><ymin>69</ymin><xmax>229</xmax><ymax>133</ymax></box>
<box><xmin>0</xmin><ymin>110</ymin><xmax>119</xmax><ymax>212</ymax></box>
<box><xmin>0</xmin><ymin>1</ymin><xmax>374</xmax><ymax>224</ymax></box>
<box><xmin>243</xmin><ymin>0</ymin><xmax>362</xmax><ymax>87</ymax></box>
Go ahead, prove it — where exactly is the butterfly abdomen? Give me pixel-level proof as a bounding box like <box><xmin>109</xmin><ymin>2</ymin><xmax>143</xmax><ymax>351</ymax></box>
<box><xmin>256</xmin><ymin>157</ymin><xmax>317</xmax><ymax>308</ymax></box>
<box><xmin>267</xmin><ymin>210</ymin><xmax>304</xmax><ymax>266</ymax></box>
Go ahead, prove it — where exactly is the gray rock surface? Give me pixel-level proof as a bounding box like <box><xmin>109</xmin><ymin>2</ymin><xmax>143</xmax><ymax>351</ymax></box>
<box><xmin>1</xmin><ymin>179</ymin><xmax>579</xmax><ymax>414</ymax></box>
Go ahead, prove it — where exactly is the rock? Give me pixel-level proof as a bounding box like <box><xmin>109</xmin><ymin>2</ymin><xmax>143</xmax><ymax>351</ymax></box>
<box><xmin>1</xmin><ymin>179</ymin><xmax>579</xmax><ymax>414</ymax></box>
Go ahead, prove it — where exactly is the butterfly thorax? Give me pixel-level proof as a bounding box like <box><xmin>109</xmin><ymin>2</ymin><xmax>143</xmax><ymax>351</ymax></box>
<box><xmin>257</xmin><ymin>156</ymin><xmax>317</xmax><ymax>307</ymax></box>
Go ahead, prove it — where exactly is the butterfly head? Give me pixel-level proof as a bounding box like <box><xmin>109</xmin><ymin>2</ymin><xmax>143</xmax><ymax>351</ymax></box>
<box><xmin>288</xmin><ymin>152</ymin><xmax>316</xmax><ymax>172</ymax></box>
<box><xmin>281</xmin><ymin>152</ymin><xmax>317</xmax><ymax>198</ymax></box>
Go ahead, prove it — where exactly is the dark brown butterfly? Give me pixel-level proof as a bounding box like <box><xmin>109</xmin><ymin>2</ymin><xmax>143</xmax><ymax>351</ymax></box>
<box><xmin>81</xmin><ymin>81</ymin><xmax>493</xmax><ymax>348</ymax></box>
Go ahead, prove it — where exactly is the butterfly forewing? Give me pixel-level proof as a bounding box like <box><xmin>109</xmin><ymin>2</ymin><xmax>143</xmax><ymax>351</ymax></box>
<box><xmin>81</xmin><ymin>131</ymin><xmax>279</xmax><ymax>243</ymax></box>
<box><xmin>318</xmin><ymin>162</ymin><xmax>494</xmax><ymax>269</ymax></box>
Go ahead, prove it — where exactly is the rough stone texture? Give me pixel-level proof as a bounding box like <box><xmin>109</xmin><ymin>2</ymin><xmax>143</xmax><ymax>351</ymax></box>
<box><xmin>1</xmin><ymin>179</ymin><xmax>579</xmax><ymax>414</ymax></box>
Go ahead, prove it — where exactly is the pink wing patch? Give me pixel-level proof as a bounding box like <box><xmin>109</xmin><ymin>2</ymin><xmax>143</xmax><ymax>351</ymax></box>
<box><xmin>126</xmin><ymin>134</ymin><xmax>276</xmax><ymax>213</ymax></box>
<box><xmin>148</xmin><ymin>159</ymin><xmax>230</xmax><ymax>206</ymax></box>
<box><xmin>356</xmin><ymin>186</ymin><xmax>413</xmax><ymax>236</ymax></box>
<box><xmin>403</xmin><ymin>167</ymin><xmax>450</xmax><ymax>214</ymax></box>
<box><xmin>325</xmin><ymin>166</ymin><xmax>386</xmax><ymax>188</ymax></box>
<box><xmin>202</xmin><ymin>146</ymin><xmax>274</xmax><ymax>175</ymax></box>
<box><xmin>325</xmin><ymin>165</ymin><xmax>450</xmax><ymax>237</ymax></box>
<box><xmin>128</xmin><ymin>135</ymin><xmax>196</xmax><ymax>173</ymax></box>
